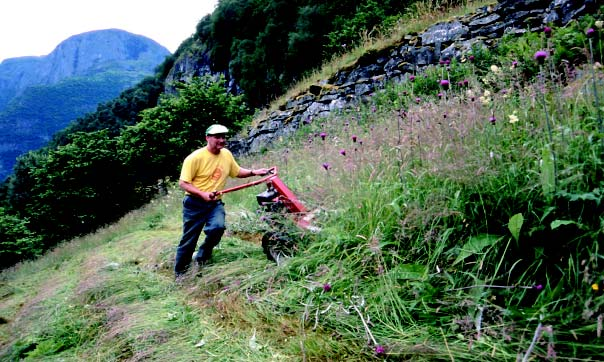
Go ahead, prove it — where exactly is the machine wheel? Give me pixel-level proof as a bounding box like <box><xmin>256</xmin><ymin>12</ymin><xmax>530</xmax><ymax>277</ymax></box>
<box><xmin>262</xmin><ymin>231</ymin><xmax>294</xmax><ymax>263</ymax></box>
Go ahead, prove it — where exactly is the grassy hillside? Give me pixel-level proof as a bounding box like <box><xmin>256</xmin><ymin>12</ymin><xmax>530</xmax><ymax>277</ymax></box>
<box><xmin>1</xmin><ymin>4</ymin><xmax>604</xmax><ymax>362</ymax></box>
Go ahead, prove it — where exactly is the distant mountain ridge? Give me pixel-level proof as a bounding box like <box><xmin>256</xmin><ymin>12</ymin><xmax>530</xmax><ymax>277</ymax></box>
<box><xmin>0</xmin><ymin>29</ymin><xmax>171</xmax><ymax>180</ymax></box>
<box><xmin>0</xmin><ymin>28</ymin><xmax>170</xmax><ymax>109</ymax></box>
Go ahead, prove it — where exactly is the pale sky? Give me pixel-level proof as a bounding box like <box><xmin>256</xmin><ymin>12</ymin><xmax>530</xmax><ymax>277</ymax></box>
<box><xmin>0</xmin><ymin>0</ymin><xmax>218</xmax><ymax>63</ymax></box>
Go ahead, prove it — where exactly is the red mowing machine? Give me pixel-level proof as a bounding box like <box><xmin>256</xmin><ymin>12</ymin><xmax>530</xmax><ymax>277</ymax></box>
<box><xmin>213</xmin><ymin>167</ymin><xmax>316</xmax><ymax>263</ymax></box>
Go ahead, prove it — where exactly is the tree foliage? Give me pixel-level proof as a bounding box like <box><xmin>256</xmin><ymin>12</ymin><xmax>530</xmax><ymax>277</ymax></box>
<box><xmin>201</xmin><ymin>0</ymin><xmax>413</xmax><ymax>106</ymax></box>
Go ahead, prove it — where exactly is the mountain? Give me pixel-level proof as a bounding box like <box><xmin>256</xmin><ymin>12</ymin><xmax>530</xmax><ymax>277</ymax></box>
<box><xmin>0</xmin><ymin>29</ymin><xmax>170</xmax><ymax>180</ymax></box>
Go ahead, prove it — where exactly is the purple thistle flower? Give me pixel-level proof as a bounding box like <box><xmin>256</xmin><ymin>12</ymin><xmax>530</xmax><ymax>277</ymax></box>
<box><xmin>534</xmin><ymin>50</ymin><xmax>548</xmax><ymax>64</ymax></box>
<box><xmin>322</xmin><ymin>162</ymin><xmax>330</xmax><ymax>170</ymax></box>
<box><xmin>534</xmin><ymin>284</ymin><xmax>543</xmax><ymax>291</ymax></box>
<box><xmin>463</xmin><ymin>79</ymin><xmax>469</xmax><ymax>87</ymax></box>
<box><xmin>351</xmin><ymin>134</ymin><xmax>357</xmax><ymax>143</ymax></box>
<box><xmin>322</xmin><ymin>283</ymin><xmax>332</xmax><ymax>292</ymax></box>
<box><xmin>375</xmin><ymin>345</ymin><xmax>386</xmax><ymax>355</ymax></box>
<box><xmin>415</xmin><ymin>97</ymin><xmax>421</xmax><ymax>104</ymax></box>
<box><xmin>469</xmin><ymin>55</ymin><xmax>475</xmax><ymax>62</ymax></box>
<box><xmin>512</xmin><ymin>60</ymin><xmax>518</xmax><ymax>68</ymax></box>
<box><xmin>586</xmin><ymin>28</ymin><xmax>595</xmax><ymax>38</ymax></box>
<box><xmin>409</xmin><ymin>74</ymin><xmax>416</xmax><ymax>82</ymax></box>
<box><xmin>440</xmin><ymin>79</ymin><xmax>450</xmax><ymax>89</ymax></box>
<box><xmin>543</xmin><ymin>26</ymin><xmax>552</xmax><ymax>37</ymax></box>
<box><xmin>339</xmin><ymin>149</ymin><xmax>346</xmax><ymax>156</ymax></box>
<box><xmin>437</xmin><ymin>92</ymin><xmax>443</xmax><ymax>98</ymax></box>
<box><xmin>489</xmin><ymin>116</ymin><xmax>496</xmax><ymax>124</ymax></box>
<box><xmin>320</xmin><ymin>132</ymin><xmax>327</xmax><ymax>140</ymax></box>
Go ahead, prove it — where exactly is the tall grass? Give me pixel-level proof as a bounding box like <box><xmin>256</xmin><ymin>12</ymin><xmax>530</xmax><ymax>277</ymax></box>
<box><xmin>229</xmin><ymin>19</ymin><xmax>604</xmax><ymax>360</ymax></box>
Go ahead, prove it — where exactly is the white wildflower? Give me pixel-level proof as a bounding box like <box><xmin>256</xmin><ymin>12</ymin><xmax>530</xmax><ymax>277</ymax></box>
<box><xmin>509</xmin><ymin>113</ymin><xmax>519</xmax><ymax>124</ymax></box>
<box><xmin>479</xmin><ymin>90</ymin><xmax>491</xmax><ymax>105</ymax></box>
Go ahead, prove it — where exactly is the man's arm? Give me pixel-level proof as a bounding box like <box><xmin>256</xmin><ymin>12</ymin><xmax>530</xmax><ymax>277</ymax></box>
<box><xmin>236</xmin><ymin>167</ymin><xmax>271</xmax><ymax>178</ymax></box>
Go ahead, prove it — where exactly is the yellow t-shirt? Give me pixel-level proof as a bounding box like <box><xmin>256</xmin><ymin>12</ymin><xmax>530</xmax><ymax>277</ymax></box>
<box><xmin>180</xmin><ymin>147</ymin><xmax>241</xmax><ymax>195</ymax></box>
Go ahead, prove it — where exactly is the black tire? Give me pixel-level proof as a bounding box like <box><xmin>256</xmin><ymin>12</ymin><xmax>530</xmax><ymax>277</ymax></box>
<box><xmin>261</xmin><ymin>231</ymin><xmax>294</xmax><ymax>262</ymax></box>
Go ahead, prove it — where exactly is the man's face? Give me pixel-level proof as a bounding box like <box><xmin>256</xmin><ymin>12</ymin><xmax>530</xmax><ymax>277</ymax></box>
<box><xmin>206</xmin><ymin>133</ymin><xmax>227</xmax><ymax>152</ymax></box>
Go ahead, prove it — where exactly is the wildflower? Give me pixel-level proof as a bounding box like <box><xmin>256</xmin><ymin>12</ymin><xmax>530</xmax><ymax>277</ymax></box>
<box><xmin>351</xmin><ymin>135</ymin><xmax>357</xmax><ymax>143</ymax></box>
<box><xmin>371</xmin><ymin>105</ymin><xmax>376</xmax><ymax>113</ymax></box>
<box><xmin>415</xmin><ymin>97</ymin><xmax>421</xmax><ymax>104</ymax></box>
<box><xmin>489</xmin><ymin>116</ymin><xmax>496</xmax><ymax>124</ymax></box>
<box><xmin>586</xmin><ymin>28</ymin><xmax>596</xmax><ymax>38</ymax></box>
<box><xmin>322</xmin><ymin>283</ymin><xmax>332</xmax><ymax>292</ymax></box>
<box><xmin>534</xmin><ymin>284</ymin><xmax>543</xmax><ymax>291</ymax></box>
<box><xmin>512</xmin><ymin>60</ymin><xmax>518</xmax><ymax>69</ymax></box>
<box><xmin>339</xmin><ymin>149</ymin><xmax>346</xmax><ymax>156</ymax></box>
<box><xmin>508</xmin><ymin>113</ymin><xmax>519</xmax><ymax>124</ymax></box>
<box><xmin>596</xmin><ymin>21</ymin><xmax>603</xmax><ymax>29</ymax></box>
<box><xmin>534</xmin><ymin>50</ymin><xmax>548</xmax><ymax>64</ymax></box>
<box><xmin>409</xmin><ymin>74</ymin><xmax>416</xmax><ymax>82</ymax></box>
<box><xmin>375</xmin><ymin>345</ymin><xmax>386</xmax><ymax>355</ymax></box>
<box><xmin>469</xmin><ymin>55</ymin><xmax>475</xmax><ymax>62</ymax></box>
<box><xmin>479</xmin><ymin>90</ymin><xmax>491</xmax><ymax>105</ymax></box>
<box><xmin>543</xmin><ymin>26</ymin><xmax>552</xmax><ymax>37</ymax></box>
<box><xmin>439</xmin><ymin>79</ymin><xmax>450</xmax><ymax>89</ymax></box>
<box><xmin>593</xmin><ymin>283</ymin><xmax>600</xmax><ymax>291</ymax></box>
<box><xmin>322</xmin><ymin>162</ymin><xmax>330</xmax><ymax>171</ymax></box>
<box><xmin>490</xmin><ymin>64</ymin><xmax>501</xmax><ymax>74</ymax></box>
<box><xmin>438</xmin><ymin>92</ymin><xmax>443</xmax><ymax>99</ymax></box>
<box><xmin>320</xmin><ymin>132</ymin><xmax>327</xmax><ymax>140</ymax></box>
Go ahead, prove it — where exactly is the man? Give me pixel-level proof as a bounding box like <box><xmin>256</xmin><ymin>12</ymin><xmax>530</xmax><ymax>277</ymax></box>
<box><xmin>174</xmin><ymin>124</ymin><xmax>270</xmax><ymax>278</ymax></box>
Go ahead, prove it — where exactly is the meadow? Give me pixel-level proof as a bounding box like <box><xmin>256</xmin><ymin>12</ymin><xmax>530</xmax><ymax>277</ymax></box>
<box><xmin>1</xmin><ymin>5</ymin><xmax>603</xmax><ymax>362</ymax></box>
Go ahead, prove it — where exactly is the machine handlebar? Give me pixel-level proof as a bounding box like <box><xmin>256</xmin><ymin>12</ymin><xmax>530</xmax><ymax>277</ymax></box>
<box><xmin>211</xmin><ymin>166</ymin><xmax>277</xmax><ymax>198</ymax></box>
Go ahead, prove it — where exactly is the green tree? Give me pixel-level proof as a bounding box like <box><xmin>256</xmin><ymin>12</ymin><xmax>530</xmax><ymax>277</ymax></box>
<box><xmin>25</xmin><ymin>131</ymin><xmax>129</xmax><ymax>243</ymax></box>
<box><xmin>0</xmin><ymin>207</ymin><xmax>43</xmax><ymax>268</ymax></box>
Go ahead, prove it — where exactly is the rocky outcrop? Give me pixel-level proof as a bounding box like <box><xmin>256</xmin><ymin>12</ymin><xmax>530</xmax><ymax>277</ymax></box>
<box><xmin>228</xmin><ymin>0</ymin><xmax>597</xmax><ymax>155</ymax></box>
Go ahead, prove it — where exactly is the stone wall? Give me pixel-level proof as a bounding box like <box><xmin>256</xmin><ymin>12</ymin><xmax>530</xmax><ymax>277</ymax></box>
<box><xmin>229</xmin><ymin>0</ymin><xmax>596</xmax><ymax>156</ymax></box>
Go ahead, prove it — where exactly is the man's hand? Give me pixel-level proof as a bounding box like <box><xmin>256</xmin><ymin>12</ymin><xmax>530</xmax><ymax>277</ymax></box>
<box><xmin>253</xmin><ymin>167</ymin><xmax>272</xmax><ymax>176</ymax></box>
<box><xmin>200</xmin><ymin>191</ymin><xmax>216</xmax><ymax>201</ymax></box>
